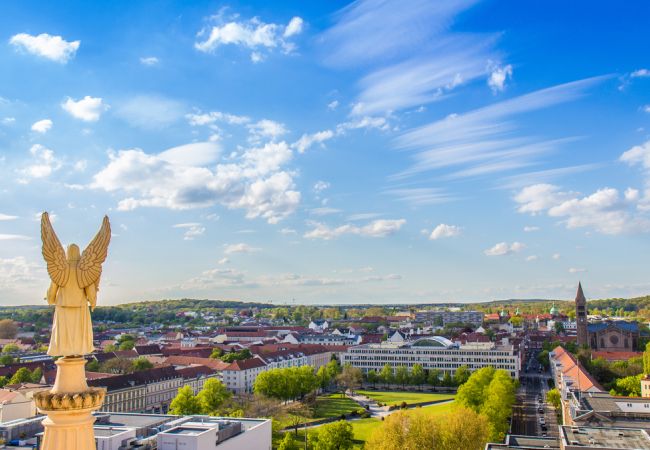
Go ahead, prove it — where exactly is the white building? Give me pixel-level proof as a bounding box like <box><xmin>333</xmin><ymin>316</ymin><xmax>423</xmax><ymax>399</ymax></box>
<box><xmin>157</xmin><ymin>417</ymin><xmax>271</xmax><ymax>450</ymax></box>
<box><xmin>341</xmin><ymin>336</ymin><xmax>520</xmax><ymax>378</ymax></box>
<box><xmin>414</xmin><ymin>310</ymin><xmax>484</xmax><ymax>326</ymax></box>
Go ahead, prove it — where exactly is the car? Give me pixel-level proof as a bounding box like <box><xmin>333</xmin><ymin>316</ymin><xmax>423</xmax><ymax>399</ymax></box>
<box><xmin>539</xmin><ymin>418</ymin><xmax>546</xmax><ymax>425</ymax></box>
<box><xmin>541</xmin><ymin>425</ymin><xmax>548</xmax><ymax>431</ymax></box>
<box><xmin>538</xmin><ymin>408</ymin><xmax>544</xmax><ymax>413</ymax></box>
<box><xmin>542</xmin><ymin>433</ymin><xmax>547</xmax><ymax>437</ymax></box>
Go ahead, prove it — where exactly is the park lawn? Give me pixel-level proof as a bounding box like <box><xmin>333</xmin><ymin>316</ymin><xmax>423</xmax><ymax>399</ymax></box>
<box><xmin>312</xmin><ymin>393</ymin><xmax>361</xmax><ymax>420</ymax></box>
<box><xmin>355</xmin><ymin>390</ymin><xmax>454</xmax><ymax>406</ymax></box>
<box><xmin>349</xmin><ymin>400</ymin><xmax>457</xmax><ymax>448</ymax></box>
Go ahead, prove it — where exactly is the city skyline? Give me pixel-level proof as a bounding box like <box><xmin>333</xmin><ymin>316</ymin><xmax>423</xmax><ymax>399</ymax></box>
<box><xmin>1</xmin><ymin>0</ymin><xmax>650</xmax><ymax>306</ymax></box>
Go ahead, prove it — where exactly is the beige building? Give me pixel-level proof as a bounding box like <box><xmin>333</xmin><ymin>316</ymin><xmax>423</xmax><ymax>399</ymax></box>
<box><xmin>0</xmin><ymin>383</ymin><xmax>50</xmax><ymax>422</ymax></box>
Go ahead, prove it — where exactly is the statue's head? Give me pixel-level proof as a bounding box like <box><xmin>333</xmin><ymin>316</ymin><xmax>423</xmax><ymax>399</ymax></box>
<box><xmin>66</xmin><ymin>244</ymin><xmax>80</xmax><ymax>262</ymax></box>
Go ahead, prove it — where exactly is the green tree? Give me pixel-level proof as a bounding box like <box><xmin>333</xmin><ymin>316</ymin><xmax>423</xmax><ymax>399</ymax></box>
<box><xmin>411</xmin><ymin>364</ymin><xmax>425</xmax><ymax>387</ymax></box>
<box><xmin>643</xmin><ymin>342</ymin><xmax>650</xmax><ymax>374</ymax></box>
<box><xmin>9</xmin><ymin>367</ymin><xmax>33</xmax><ymax>384</ymax></box>
<box><xmin>30</xmin><ymin>367</ymin><xmax>43</xmax><ymax>383</ymax></box>
<box><xmin>132</xmin><ymin>357</ymin><xmax>153</xmax><ymax>372</ymax></box>
<box><xmin>336</xmin><ymin>365</ymin><xmax>363</xmax><ymax>394</ymax></box>
<box><xmin>456</xmin><ymin>366</ymin><xmax>496</xmax><ymax>412</ymax></box>
<box><xmin>86</xmin><ymin>359</ymin><xmax>100</xmax><ymax>371</ymax></box>
<box><xmin>453</xmin><ymin>365</ymin><xmax>471</xmax><ymax>387</ymax></box>
<box><xmin>0</xmin><ymin>376</ymin><xmax>7</xmax><ymax>387</ymax></box>
<box><xmin>119</xmin><ymin>340</ymin><xmax>135</xmax><ymax>351</ymax></box>
<box><xmin>427</xmin><ymin>369</ymin><xmax>441</xmax><ymax>387</ymax></box>
<box><xmin>210</xmin><ymin>347</ymin><xmax>224</xmax><ymax>359</ymax></box>
<box><xmin>0</xmin><ymin>320</ymin><xmax>18</xmax><ymax>339</ymax></box>
<box><xmin>480</xmin><ymin>371</ymin><xmax>516</xmax><ymax>441</ymax></box>
<box><xmin>379</xmin><ymin>363</ymin><xmax>393</xmax><ymax>386</ymax></box>
<box><xmin>366</xmin><ymin>369</ymin><xmax>379</xmax><ymax>387</ymax></box>
<box><xmin>395</xmin><ymin>366</ymin><xmax>410</xmax><ymax>388</ymax></box>
<box><xmin>104</xmin><ymin>344</ymin><xmax>118</xmax><ymax>352</ymax></box>
<box><xmin>546</xmin><ymin>388</ymin><xmax>561</xmax><ymax>410</ymax></box>
<box><xmin>0</xmin><ymin>355</ymin><xmax>14</xmax><ymax>365</ymax></box>
<box><xmin>441</xmin><ymin>371</ymin><xmax>454</xmax><ymax>387</ymax></box>
<box><xmin>2</xmin><ymin>344</ymin><xmax>19</xmax><ymax>354</ymax></box>
<box><xmin>169</xmin><ymin>386</ymin><xmax>201</xmax><ymax>415</ymax></box>
<box><xmin>611</xmin><ymin>374</ymin><xmax>642</xmax><ymax>397</ymax></box>
<box><xmin>309</xmin><ymin>420</ymin><xmax>354</xmax><ymax>450</ymax></box>
<box><xmin>317</xmin><ymin>365</ymin><xmax>331</xmax><ymax>390</ymax></box>
<box><xmin>197</xmin><ymin>378</ymin><xmax>232</xmax><ymax>414</ymax></box>
<box><xmin>278</xmin><ymin>432</ymin><xmax>296</xmax><ymax>450</ymax></box>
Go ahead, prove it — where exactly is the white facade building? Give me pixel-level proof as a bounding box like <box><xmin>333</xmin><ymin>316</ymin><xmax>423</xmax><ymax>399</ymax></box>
<box><xmin>158</xmin><ymin>417</ymin><xmax>272</xmax><ymax>450</ymax></box>
<box><xmin>341</xmin><ymin>336</ymin><xmax>520</xmax><ymax>378</ymax></box>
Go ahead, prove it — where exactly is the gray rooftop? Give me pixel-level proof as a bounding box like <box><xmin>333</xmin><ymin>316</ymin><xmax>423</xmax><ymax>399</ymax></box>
<box><xmin>561</xmin><ymin>426</ymin><xmax>650</xmax><ymax>449</ymax></box>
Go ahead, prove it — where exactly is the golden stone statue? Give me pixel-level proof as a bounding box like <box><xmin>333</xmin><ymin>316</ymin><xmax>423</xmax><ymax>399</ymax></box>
<box><xmin>36</xmin><ymin>212</ymin><xmax>111</xmax><ymax>450</ymax></box>
<box><xmin>41</xmin><ymin>212</ymin><xmax>111</xmax><ymax>357</ymax></box>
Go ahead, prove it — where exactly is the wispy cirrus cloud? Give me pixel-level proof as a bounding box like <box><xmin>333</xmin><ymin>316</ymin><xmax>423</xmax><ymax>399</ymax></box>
<box><xmin>304</xmin><ymin>219</ymin><xmax>406</xmax><ymax>240</ymax></box>
<box><xmin>392</xmin><ymin>76</ymin><xmax>608</xmax><ymax>180</ymax></box>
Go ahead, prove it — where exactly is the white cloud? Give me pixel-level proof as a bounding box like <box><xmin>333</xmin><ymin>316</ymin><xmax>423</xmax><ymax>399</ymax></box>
<box><xmin>10</xmin><ymin>33</ymin><xmax>79</xmax><ymax>63</ymax></box>
<box><xmin>384</xmin><ymin>187</ymin><xmax>454</xmax><ymax>206</ymax></box>
<box><xmin>347</xmin><ymin>213</ymin><xmax>382</xmax><ymax>221</ymax></box>
<box><xmin>61</xmin><ymin>96</ymin><xmax>106</xmax><ymax>122</ymax></box>
<box><xmin>115</xmin><ymin>95</ymin><xmax>184</xmax><ymax>129</ymax></box>
<box><xmin>0</xmin><ymin>257</ymin><xmax>41</xmax><ymax>290</ymax></box>
<box><xmin>487</xmin><ymin>63</ymin><xmax>513</xmax><ymax>93</ymax></box>
<box><xmin>523</xmin><ymin>226</ymin><xmax>540</xmax><ymax>232</ymax></box>
<box><xmin>159</xmin><ymin>142</ymin><xmax>220</xmax><ymax>166</ymax></box>
<box><xmin>631</xmin><ymin>69</ymin><xmax>650</xmax><ymax>78</ymax></box>
<box><xmin>140</xmin><ymin>56</ymin><xmax>159</xmax><ymax>66</ymax></box>
<box><xmin>313</xmin><ymin>181</ymin><xmax>330</xmax><ymax>193</ymax></box>
<box><xmin>552</xmin><ymin>253</ymin><xmax>561</xmax><ymax>260</ymax></box>
<box><xmin>1</xmin><ymin>117</ymin><xmax>15</xmax><ymax>125</ymax></box>
<box><xmin>186</xmin><ymin>110</ymin><xmax>250</xmax><ymax>126</ymax></box>
<box><xmin>19</xmin><ymin>144</ymin><xmax>61</xmax><ymax>181</ymax></box>
<box><xmin>429</xmin><ymin>223</ymin><xmax>462</xmax><ymax>240</ymax></box>
<box><xmin>336</xmin><ymin>116</ymin><xmax>389</xmax><ymax>133</ymax></box>
<box><xmin>484</xmin><ymin>241</ymin><xmax>525</xmax><ymax>256</ymax></box>
<box><xmin>568</xmin><ymin>267</ymin><xmax>586</xmax><ymax>273</ymax></box>
<box><xmin>327</xmin><ymin>100</ymin><xmax>339</xmax><ymax>110</ymax></box>
<box><xmin>526</xmin><ymin>255</ymin><xmax>538</xmax><ymax>262</ymax></box>
<box><xmin>642</xmin><ymin>105</ymin><xmax>650</xmax><ymax>114</ymax></box>
<box><xmin>218</xmin><ymin>257</ymin><xmax>230</xmax><ymax>265</ymax></box>
<box><xmin>284</xmin><ymin>17</ymin><xmax>304</xmax><ymax>38</ymax></box>
<box><xmin>515</xmin><ymin>181</ymin><xmax>650</xmax><ymax>235</ymax></box>
<box><xmin>195</xmin><ymin>15</ymin><xmax>304</xmax><ymax>61</ymax></box>
<box><xmin>304</xmin><ymin>219</ymin><xmax>406</xmax><ymax>240</ymax></box>
<box><xmin>309</xmin><ymin>207</ymin><xmax>342</xmax><ymax>216</ymax></box>
<box><xmin>0</xmin><ymin>234</ymin><xmax>31</xmax><ymax>241</ymax></box>
<box><xmin>74</xmin><ymin>160</ymin><xmax>88</xmax><ymax>172</ymax></box>
<box><xmin>0</xmin><ymin>214</ymin><xmax>18</xmax><ymax>221</ymax></box>
<box><xmin>393</xmin><ymin>77</ymin><xmax>606</xmax><ymax>180</ymax></box>
<box><xmin>173</xmin><ymin>223</ymin><xmax>206</xmax><ymax>240</ymax></box>
<box><xmin>292</xmin><ymin>130</ymin><xmax>334</xmax><ymax>153</ymax></box>
<box><xmin>91</xmin><ymin>140</ymin><xmax>300</xmax><ymax>224</ymax></box>
<box><xmin>248</xmin><ymin>119</ymin><xmax>287</xmax><ymax>142</ymax></box>
<box><xmin>31</xmin><ymin>119</ymin><xmax>52</xmax><ymax>133</ymax></box>
<box><xmin>280</xmin><ymin>228</ymin><xmax>296</xmax><ymax>235</ymax></box>
<box><xmin>224</xmin><ymin>243</ymin><xmax>260</xmax><ymax>255</ymax></box>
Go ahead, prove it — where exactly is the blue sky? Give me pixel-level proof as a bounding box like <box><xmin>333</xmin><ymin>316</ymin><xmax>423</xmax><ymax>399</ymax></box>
<box><xmin>1</xmin><ymin>0</ymin><xmax>650</xmax><ymax>306</ymax></box>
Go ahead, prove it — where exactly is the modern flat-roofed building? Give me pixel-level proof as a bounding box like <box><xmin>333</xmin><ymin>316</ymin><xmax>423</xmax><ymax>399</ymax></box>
<box><xmin>560</xmin><ymin>425</ymin><xmax>650</xmax><ymax>450</ymax></box>
<box><xmin>414</xmin><ymin>310</ymin><xmax>484</xmax><ymax>326</ymax></box>
<box><xmin>341</xmin><ymin>336</ymin><xmax>520</xmax><ymax>378</ymax></box>
<box><xmin>157</xmin><ymin>417</ymin><xmax>271</xmax><ymax>450</ymax></box>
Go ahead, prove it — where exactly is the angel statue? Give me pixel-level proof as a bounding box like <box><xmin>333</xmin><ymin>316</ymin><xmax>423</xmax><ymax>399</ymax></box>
<box><xmin>41</xmin><ymin>212</ymin><xmax>111</xmax><ymax>357</ymax></box>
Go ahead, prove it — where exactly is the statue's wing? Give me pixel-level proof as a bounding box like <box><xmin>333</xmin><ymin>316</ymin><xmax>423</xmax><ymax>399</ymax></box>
<box><xmin>41</xmin><ymin>212</ymin><xmax>69</xmax><ymax>287</ymax></box>
<box><xmin>77</xmin><ymin>215</ymin><xmax>111</xmax><ymax>289</ymax></box>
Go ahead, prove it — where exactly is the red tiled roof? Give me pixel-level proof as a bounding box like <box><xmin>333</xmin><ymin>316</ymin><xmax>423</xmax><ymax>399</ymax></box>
<box><xmin>165</xmin><ymin>356</ymin><xmax>229</xmax><ymax>371</ymax></box>
<box><xmin>552</xmin><ymin>346</ymin><xmax>603</xmax><ymax>392</ymax></box>
<box><xmin>223</xmin><ymin>358</ymin><xmax>267</xmax><ymax>371</ymax></box>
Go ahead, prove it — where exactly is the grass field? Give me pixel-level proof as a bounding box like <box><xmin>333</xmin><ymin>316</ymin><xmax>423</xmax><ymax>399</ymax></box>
<box><xmin>312</xmin><ymin>393</ymin><xmax>361</xmax><ymax>420</ymax></box>
<box><xmin>355</xmin><ymin>390</ymin><xmax>454</xmax><ymax>406</ymax></box>
<box><xmin>349</xmin><ymin>400</ymin><xmax>456</xmax><ymax>448</ymax></box>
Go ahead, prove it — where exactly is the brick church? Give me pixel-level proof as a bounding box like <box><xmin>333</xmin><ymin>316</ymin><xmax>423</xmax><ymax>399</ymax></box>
<box><xmin>575</xmin><ymin>282</ymin><xmax>640</xmax><ymax>351</ymax></box>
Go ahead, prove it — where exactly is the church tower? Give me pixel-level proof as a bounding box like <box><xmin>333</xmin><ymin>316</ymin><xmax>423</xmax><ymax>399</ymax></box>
<box><xmin>575</xmin><ymin>282</ymin><xmax>588</xmax><ymax>347</ymax></box>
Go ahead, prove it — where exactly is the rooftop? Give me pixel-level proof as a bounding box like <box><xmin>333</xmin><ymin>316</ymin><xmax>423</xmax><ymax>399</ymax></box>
<box><xmin>561</xmin><ymin>426</ymin><xmax>650</xmax><ymax>449</ymax></box>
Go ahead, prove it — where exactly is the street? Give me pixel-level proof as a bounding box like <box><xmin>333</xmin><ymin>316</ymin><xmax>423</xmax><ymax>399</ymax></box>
<box><xmin>512</xmin><ymin>353</ymin><xmax>559</xmax><ymax>439</ymax></box>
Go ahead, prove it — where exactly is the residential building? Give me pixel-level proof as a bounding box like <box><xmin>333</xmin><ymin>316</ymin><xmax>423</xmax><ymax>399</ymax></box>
<box><xmin>341</xmin><ymin>336</ymin><xmax>520</xmax><ymax>378</ymax></box>
<box><xmin>414</xmin><ymin>310</ymin><xmax>484</xmax><ymax>326</ymax></box>
<box><xmin>0</xmin><ymin>383</ymin><xmax>50</xmax><ymax>422</ymax></box>
<box><xmin>220</xmin><ymin>358</ymin><xmax>267</xmax><ymax>394</ymax></box>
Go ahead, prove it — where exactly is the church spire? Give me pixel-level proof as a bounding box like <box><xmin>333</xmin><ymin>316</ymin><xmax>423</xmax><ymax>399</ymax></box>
<box><xmin>576</xmin><ymin>281</ymin><xmax>586</xmax><ymax>304</ymax></box>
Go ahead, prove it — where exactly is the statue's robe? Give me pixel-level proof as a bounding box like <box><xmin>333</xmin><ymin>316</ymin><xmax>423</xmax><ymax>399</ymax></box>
<box><xmin>46</xmin><ymin>265</ymin><xmax>95</xmax><ymax>357</ymax></box>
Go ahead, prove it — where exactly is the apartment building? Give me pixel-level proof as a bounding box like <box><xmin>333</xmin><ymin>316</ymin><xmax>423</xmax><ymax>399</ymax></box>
<box><xmin>414</xmin><ymin>310</ymin><xmax>484</xmax><ymax>326</ymax></box>
<box><xmin>341</xmin><ymin>336</ymin><xmax>520</xmax><ymax>378</ymax></box>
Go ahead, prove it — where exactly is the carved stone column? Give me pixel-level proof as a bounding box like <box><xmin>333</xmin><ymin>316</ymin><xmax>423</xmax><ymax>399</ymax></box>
<box><xmin>34</xmin><ymin>357</ymin><xmax>106</xmax><ymax>450</ymax></box>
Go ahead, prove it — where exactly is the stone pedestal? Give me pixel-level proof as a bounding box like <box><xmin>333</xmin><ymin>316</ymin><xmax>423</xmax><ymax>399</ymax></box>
<box><xmin>34</xmin><ymin>357</ymin><xmax>106</xmax><ymax>450</ymax></box>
